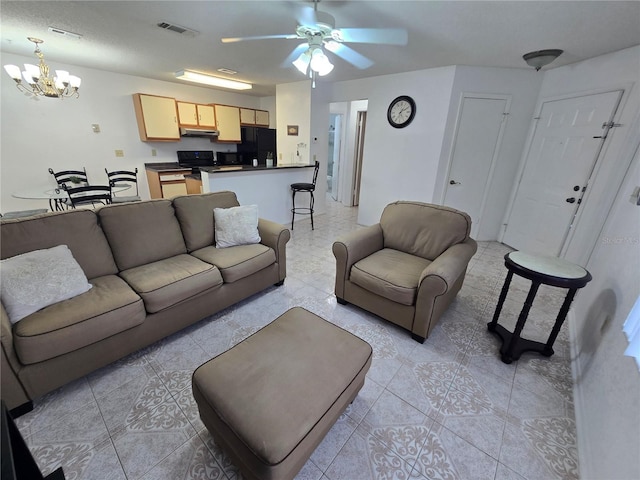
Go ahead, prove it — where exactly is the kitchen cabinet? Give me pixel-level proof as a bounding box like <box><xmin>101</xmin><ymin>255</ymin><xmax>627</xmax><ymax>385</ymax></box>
<box><xmin>185</xmin><ymin>176</ymin><xmax>203</xmax><ymax>194</ymax></box>
<box><xmin>240</xmin><ymin>108</ymin><xmax>270</xmax><ymax>127</ymax></box>
<box><xmin>145</xmin><ymin>166</ymin><xmax>192</xmax><ymax>199</ymax></box>
<box><xmin>240</xmin><ymin>108</ymin><xmax>256</xmax><ymax>125</ymax></box>
<box><xmin>177</xmin><ymin>102</ymin><xmax>216</xmax><ymax>128</ymax></box>
<box><xmin>213</xmin><ymin>104</ymin><xmax>241</xmax><ymax>142</ymax></box>
<box><xmin>132</xmin><ymin>93</ymin><xmax>180</xmax><ymax>142</ymax></box>
<box><xmin>255</xmin><ymin>109</ymin><xmax>270</xmax><ymax>126</ymax></box>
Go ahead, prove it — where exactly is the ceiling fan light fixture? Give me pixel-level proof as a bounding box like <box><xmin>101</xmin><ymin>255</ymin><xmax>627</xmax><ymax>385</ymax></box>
<box><xmin>523</xmin><ymin>49</ymin><xmax>564</xmax><ymax>71</ymax></box>
<box><xmin>175</xmin><ymin>70</ymin><xmax>252</xmax><ymax>90</ymax></box>
<box><xmin>293</xmin><ymin>51</ymin><xmax>311</xmax><ymax>74</ymax></box>
<box><xmin>310</xmin><ymin>48</ymin><xmax>334</xmax><ymax>76</ymax></box>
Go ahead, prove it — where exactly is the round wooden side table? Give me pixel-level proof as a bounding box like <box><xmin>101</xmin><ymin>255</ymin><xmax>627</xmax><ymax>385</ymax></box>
<box><xmin>487</xmin><ymin>251</ymin><xmax>592</xmax><ymax>364</ymax></box>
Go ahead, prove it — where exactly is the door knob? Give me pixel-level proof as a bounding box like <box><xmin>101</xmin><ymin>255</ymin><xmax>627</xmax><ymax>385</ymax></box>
<box><xmin>449</xmin><ymin>180</ymin><xmax>461</xmax><ymax>185</ymax></box>
<box><xmin>566</xmin><ymin>197</ymin><xmax>576</xmax><ymax>203</ymax></box>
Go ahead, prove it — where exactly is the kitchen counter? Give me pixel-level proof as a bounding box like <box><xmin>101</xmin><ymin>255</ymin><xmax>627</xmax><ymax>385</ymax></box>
<box><xmin>201</xmin><ymin>163</ymin><xmax>318</xmax><ymax>225</ymax></box>
<box><xmin>201</xmin><ymin>164</ymin><xmax>314</xmax><ymax>174</ymax></box>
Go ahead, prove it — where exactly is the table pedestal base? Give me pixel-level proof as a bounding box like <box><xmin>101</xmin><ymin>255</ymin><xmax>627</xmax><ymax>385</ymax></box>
<box><xmin>487</xmin><ymin>323</ymin><xmax>553</xmax><ymax>364</ymax></box>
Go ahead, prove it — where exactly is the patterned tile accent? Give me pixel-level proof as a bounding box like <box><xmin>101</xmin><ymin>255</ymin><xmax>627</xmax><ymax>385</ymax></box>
<box><xmin>522</xmin><ymin>417</ymin><xmax>579</xmax><ymax>479</ymax></box>
<box><xmin>15</xmin><ymin>198</ymin><xmax>580</xmax><ymax>480</ymax></box>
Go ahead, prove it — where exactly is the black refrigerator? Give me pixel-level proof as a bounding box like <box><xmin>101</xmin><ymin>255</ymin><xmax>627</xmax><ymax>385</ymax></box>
<box><xmin>237</xmin><ymin>127</ymin><xmax>277</xmax><ymax>166</ymax></box>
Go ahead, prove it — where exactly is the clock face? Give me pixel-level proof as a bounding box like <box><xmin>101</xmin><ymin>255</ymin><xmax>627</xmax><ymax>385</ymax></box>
<box><xmin>387</xmin><ymin>95</ymin><xmax>416</xmax><ymax>128</ymax></box>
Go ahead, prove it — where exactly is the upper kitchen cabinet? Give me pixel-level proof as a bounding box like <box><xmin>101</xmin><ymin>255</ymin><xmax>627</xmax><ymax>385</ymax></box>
<box><xmin>132</xmin><ymin>93</ymin><xmax>180</xmax><ymax>142</ymax></box>
<box><xmin>213</xmin><ymin>104</ymin><xmax>241</xmax><ymax>142</ymax></box>
<box><xmin>255</xmin><ymin>109</ymin><xmax>270</xmax><ymax>127</ymax></box>
<box><xmin>177</xmin><ymin>102</ymin><xmax>216</xmax><ymax>128</ymax></box>
<box><xmin>239</xmin><ymin>108</ymin><xmax>270</xmax><ymax>127</ymax></box>
<box><xmin>240</xmin><ymin>108</ymin><xmax>256</xmax><ymax>125</ymax></box>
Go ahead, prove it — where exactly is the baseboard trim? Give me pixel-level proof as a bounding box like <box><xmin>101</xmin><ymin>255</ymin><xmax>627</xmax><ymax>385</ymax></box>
<box><xmin>568</xmin><ymin>309</ymin><xmax>590</xmax><ymax>478</ymax></box>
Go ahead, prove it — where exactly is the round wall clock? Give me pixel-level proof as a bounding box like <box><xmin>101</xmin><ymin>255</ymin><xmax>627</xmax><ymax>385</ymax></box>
<box><xmin>387</xmin><ymin>95</ymin><xmax>416</xmax><ymax>128</ymax></box>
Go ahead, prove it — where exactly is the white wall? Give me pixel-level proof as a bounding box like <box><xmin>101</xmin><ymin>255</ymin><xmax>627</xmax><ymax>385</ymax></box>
<box><xmin>551</xmin><ymin>46</ymin><xmax>640</xmax><ymax>480</ymax></box>
<box><xmin>572</xmin><ymin>145</ymin><xmax>640</xmax><ymax>480</ymax></box>
<box><xmin>0</xmin><ymin>52</ymin><xmax>267</xmax><ymax>213</ymax></box>
<box><xmin>330</xmin><ymin>67</ymin><xmax>456</xmax><ymax>225</ymax></box>
<box><xmin>436</xmin><ymin>66</ymin><xmax>543</xmax><ymax>240</ymax></box>
<box><xmin>275</xmin><ymin>80</ymin><xmax>311</xmax><ymax>165</ymax></box>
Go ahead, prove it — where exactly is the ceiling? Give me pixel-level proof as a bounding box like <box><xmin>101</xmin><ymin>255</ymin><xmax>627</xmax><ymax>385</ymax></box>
<box><xmin>1</xmin><ymin>1</ymin><xmax>639</xmax><ymax>97</ymax></box>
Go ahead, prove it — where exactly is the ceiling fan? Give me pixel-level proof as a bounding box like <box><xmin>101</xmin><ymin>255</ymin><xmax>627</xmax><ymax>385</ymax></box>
<box><xmin>221</xmin><ymin>0</ymin><xmax>408</xmax><ymax>80</ymax></box>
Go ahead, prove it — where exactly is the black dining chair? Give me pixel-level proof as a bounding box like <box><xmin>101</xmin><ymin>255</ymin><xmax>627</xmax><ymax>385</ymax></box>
<box><xmin>290</xmin><ymin>161</ymin><xmax>320</xmax><ymax>230</ymax></box>
<box><xmin>49</xmin><ymin>167</ymin><xmax>89</xmax><ymax>209</ymax></box>
<box><xmin>48</xmin><ymin>167</ymin><xmax>88</xmax><ymax>187</ymax></box>
<box><xmin>63</xmin><ymin>184</ymin><xmax>113</xmax><ymax>209</ymax></box>
<box><xmin>105</xmin><ymin>168</ymin><xmax>141</xmax><ymax>203</ymax></box>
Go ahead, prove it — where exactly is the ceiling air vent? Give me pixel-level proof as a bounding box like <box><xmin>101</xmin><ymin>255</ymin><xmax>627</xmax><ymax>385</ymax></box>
<box><xmin>157</xmin><ymin>22</ymin><xmax>199</xmax><ymax>36</ymax></box>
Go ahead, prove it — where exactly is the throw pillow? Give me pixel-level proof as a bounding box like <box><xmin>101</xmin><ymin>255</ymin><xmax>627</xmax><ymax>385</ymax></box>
<box><xmin>0</xmin><ymin>245</ymin><xmax>92</xmax><ymax>324</ymax></box>
<box><xmin>214</xmin><ymin>205</ymin><xmax>261</xmax><ymax>248</ymax></box>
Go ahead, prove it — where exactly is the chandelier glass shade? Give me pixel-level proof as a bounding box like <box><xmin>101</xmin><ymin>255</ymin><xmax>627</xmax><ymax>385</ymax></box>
<box><xmin>4</xmin><ymin>37</ymin><xmax>81</xmax><ymax>99</ymax></box>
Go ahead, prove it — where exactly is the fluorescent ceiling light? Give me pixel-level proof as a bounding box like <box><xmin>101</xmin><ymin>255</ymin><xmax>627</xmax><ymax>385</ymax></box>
<box><xmin>175</xmin><ymin>70</ymin><xmax>252</xmax><ymax>90</ymax></box>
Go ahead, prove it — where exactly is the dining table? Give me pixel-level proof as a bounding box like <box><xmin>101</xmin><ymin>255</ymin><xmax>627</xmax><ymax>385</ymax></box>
<box><xmin>12</xmin><ymin>184</ymin><xmax>131</xmax><ymax>211</ymax></box>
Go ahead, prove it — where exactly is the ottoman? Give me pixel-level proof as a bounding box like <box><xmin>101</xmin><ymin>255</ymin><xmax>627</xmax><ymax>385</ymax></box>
<box><xmin>192</xmin><ymin>307</ymin><xmax>373</xmax><ymax>480</ymax></box>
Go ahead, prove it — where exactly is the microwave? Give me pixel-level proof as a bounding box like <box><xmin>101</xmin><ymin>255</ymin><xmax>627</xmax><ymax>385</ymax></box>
<box><xmin>217</xmin><ymin>152</ymin><xmax>244</xmax><ymax>165</ymax></box>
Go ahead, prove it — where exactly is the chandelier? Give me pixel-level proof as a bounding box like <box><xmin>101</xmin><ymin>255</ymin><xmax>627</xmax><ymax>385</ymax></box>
<box><xmin>3</xmin><ymin>37</ymin><xmax>81</xmax><ymax>99</ymax></box>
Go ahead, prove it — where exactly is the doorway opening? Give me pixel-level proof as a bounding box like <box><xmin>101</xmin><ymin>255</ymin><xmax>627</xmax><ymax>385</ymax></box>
<box><xmin>352</xmin><ymin>111</ymin><xmax>367</xmax><ymax>206</ymax></box>
<box><xmin>328</xmin><ymin>114</ymin><xmax>342</xmax><ymax>201</ymax></box>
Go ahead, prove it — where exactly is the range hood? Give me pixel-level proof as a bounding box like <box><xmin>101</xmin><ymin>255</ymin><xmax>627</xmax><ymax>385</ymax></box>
<box><xmin>180</xmin><ymin>127</ymin><xmax>219</xmax><ymax>138</ymax></box>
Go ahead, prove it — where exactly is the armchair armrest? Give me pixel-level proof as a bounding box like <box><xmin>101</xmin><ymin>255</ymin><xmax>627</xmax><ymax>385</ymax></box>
<box><xmin>418</xmin><ymin>238</ymin><xmax>478</xmax><ymax>294</ymax></box>
<box><xmin>332</xmin><ymin>224</ymin><xmax>384</xmax><ymax>299</ymax></box>
<box><xmin>412</xmin><ymin>238</ymin><xmax>478</xmax><ymax>340</ymax></box>
<box><xmin>258</xmin><ymin>218</ymin><xmax>291</xmax><ymax>282</ymax></box>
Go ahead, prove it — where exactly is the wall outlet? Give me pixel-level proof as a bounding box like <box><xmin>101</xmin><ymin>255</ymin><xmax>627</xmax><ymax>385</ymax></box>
<box><xmin>151</xmin><ymin>149</ymin><xmax>157</xmax><ymax>157</ymax></box>
<box><xmin>91</xmin><ymin>124</ymin><xmax>100</xmax><ymax>133</ymax></box>
<box><xmin>115</xmin><ymin>149</ymin><xmax>124</xmax><ymax>157</ymax></box>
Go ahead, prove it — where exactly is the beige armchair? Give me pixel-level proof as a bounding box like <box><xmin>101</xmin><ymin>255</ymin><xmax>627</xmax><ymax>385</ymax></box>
<box><xmin>333</xmin><ymin>201</ymin><xmax>477</xmax><ymax>343</ymax></box>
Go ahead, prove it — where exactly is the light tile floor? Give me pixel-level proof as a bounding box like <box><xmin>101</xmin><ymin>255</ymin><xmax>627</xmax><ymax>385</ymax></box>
<box><xmin>17</xmin><ymin>198</ymin><xmax>579</xmax><ymax>480</ymax></box>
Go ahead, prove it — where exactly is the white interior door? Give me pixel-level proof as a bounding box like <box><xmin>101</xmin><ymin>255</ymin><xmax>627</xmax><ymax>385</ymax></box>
<box><xmin>330</xmin><ymin>114</ymin><xmax>342</xmax><ymax>200</ymax></box>
<box><xmin>503</xmin><ymin>90</ymin><xmax>623</xmax><ymax>256</ymax></box>
<box><xmin>443</xmin><ymin>95</ymin><xmax>509</xmax><ymax>239</ymax></box>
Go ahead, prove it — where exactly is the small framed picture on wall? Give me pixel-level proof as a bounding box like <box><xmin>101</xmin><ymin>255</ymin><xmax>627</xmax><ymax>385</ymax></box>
<box><xmin>287</xmin><ymin>125</ymin><xmax>299</xmax><ymax>136</ymax></box>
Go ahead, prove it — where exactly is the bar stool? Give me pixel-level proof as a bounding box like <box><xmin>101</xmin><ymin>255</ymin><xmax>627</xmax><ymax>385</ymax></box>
<box><xmin>290</xmin><ymin>161</ymin><xmax>319</xmax><ymax>230</ymax></box>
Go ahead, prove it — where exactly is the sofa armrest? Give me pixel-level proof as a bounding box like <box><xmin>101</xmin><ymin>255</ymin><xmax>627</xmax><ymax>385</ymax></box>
<box><xmin>1</xmin><ymin>304</ymin><xmax>30</xmax><ymax>410</ymax></box>
<box><xmin>332</xmin><ymin>224</ymin><xmax>384</xmax><ymax>299</ymax></box>
<box><xmin>418</xmin><ymin>238</ymin><xmax>478</xmax><ymax>293</ymax></box>
<box><xmin>258</xmin><ymin>218</ymin><xmax>291</xmax><ymax>282</ymax></box>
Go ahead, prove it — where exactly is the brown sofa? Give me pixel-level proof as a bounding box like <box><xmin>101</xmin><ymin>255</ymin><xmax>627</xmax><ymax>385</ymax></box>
<box><xmin>333</xmin><ymin>201</ymin><xmax>477</xmax><ymax>343</ymax></box>
<box><xmin>0</xmin><ymin>191</ymin><xmax>290</xmax><ymax>412</ymax></box>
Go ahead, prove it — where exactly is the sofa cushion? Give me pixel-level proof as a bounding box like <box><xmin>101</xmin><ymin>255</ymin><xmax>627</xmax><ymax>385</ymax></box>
<box><xmin>350</xmin><ymin>248</ymin><xmax>432</xmax><ymax>306</ymax></box>
<box><xmin>173</xmin><ymin>191</ymin><xmax>240</xmax><ymax>252</ymax></box>
<box><xmin>97</xmin><ymin>200</ymin><xmax>187</xmax><ymax>270</ymax></box>
<box><xmin>1</xmin><ymin>245</ymin><xmax>92</xmax><ymax>324</ymax></box>
<box><xmin>119</xmin><ymin>254</ymin><xmax>223</xmax><ymax>313</ymax></box>
<box><xmin>192</xmin><ymin>244</ymin><xmax>276</xmax><ymax>283</ymax></box>
<box><xmin>214</xmin><ymin>205</ymin><xmax>261</xmax><ymax>248</ymax></box>
<box><xmin>0</xmin><ymin>209</ymin><xmax>118</xmax><ymax>279</ymax></box>
<box><xmin>380</xmin><ymin>201</ymin><xmax>471</xmax><ymax>260</ymax></box>
<box><xmin>13</xmin><ymin>275</ymin><xmax>145</xmax><ymax>365</ymax></box>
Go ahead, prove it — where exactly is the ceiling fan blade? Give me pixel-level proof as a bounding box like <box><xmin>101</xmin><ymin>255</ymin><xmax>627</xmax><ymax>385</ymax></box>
<box><xmin>281</xmin><ymin>43</ymin><xmax>310</xmax><ymax>68</ymax></box>
<box><xmin>221</xmin><ymin>34</ymin><xmax>297</xmax><ymax>43</ymax></box>
<box><xmin>337</xmin><ymin>28</ymin><xmax>408</xmax><ymax>45</ymax></box>
<box><xmin>325</xmin><ymin>42</ymin><xmax>373</xmax><ymax>69</ymax></box>
<box><xmin>296</xmin><ymin>5</ymin><xmax>318</xmax><ymax>27</ymax></box>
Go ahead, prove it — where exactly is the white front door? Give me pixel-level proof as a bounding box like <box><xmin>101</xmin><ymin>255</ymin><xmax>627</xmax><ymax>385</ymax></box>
<box><xmin>502</xmin><ymin>90</ymin><xmax>623</xmax><ymax>256</ymax></box>
<box><xmin>443</xmin><ymin>95</ymin><xmax>510</xmax><ymax>240</ymax></box>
